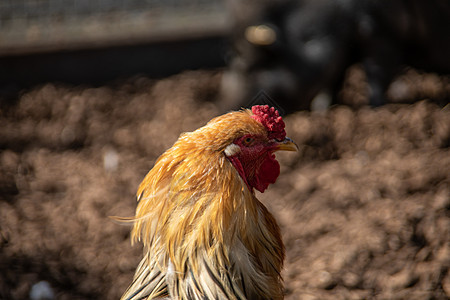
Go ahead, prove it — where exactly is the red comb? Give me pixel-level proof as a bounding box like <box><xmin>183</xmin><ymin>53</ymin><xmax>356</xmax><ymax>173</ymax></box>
<box><xmin>251</xmin><ymin>105</ymin><xmax>286</xmax><ymax>140</ymax></box>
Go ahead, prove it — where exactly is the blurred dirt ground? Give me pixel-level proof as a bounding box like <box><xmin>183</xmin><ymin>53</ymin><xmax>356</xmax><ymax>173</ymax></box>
<box><xmin>0</xmin><ymin>68</ymin><xmax>449</xmax><ymax>299</ymax></box>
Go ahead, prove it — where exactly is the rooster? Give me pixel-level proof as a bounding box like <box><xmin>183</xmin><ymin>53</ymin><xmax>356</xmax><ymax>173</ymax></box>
<box><xmin>120</xmin><ymin>105</ymin><xmax>297</xmax><ymax>300</ymax></box>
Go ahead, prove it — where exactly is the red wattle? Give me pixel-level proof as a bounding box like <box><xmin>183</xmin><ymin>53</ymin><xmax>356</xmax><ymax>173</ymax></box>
<box><xmin>250</xmin><ymin>153</ymin><xmax>280</xmax><ymax>193</ymax></box>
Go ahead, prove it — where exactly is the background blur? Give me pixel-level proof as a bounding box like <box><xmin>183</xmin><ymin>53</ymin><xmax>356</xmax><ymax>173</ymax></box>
<box><xmin>0</xmin><ymin>1</ymin><xmax>449</xmax><ymax>299</ymax></box>
<box><xmin>0</xmin><ymin>0</ymin><xmax>228</xmax><ymax>93</ymax></box>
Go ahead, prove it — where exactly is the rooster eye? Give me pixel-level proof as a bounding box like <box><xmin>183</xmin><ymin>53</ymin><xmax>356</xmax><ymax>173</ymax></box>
<box><xmin>243</xmin><ymin>137</ymin><xmax>254</xmax><ymax>145</ymax></box>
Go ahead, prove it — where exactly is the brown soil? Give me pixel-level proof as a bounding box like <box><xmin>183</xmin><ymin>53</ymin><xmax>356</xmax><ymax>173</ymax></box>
<box><xmin>0</xmin><ymin>68</ymin><xmax>449</xmax><ymax>299</ymax></box>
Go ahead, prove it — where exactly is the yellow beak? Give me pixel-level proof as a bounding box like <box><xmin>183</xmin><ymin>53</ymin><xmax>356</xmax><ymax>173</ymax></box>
<box><xmin>275</xmin><ymin>137</ymin><xmax>298</xmax><ymax>152</ymax></box>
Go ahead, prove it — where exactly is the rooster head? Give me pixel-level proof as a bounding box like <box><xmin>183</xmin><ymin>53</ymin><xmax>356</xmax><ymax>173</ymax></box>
<box><xmin>220</xmin><ymin>105</ymin><xmax>297</xmax><ymax>192</ymax></box>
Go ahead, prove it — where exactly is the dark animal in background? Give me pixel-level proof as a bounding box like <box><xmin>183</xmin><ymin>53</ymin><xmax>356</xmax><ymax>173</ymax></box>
<box><xmin>221</xmin><ymin>0</ymin><xmax>450</xmax><ymax>113</ymax></box>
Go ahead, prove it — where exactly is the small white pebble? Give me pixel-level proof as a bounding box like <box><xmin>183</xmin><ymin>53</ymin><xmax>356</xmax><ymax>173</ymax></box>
<box><xmin>30</xmin><ymin>281</ymin><xmax>55</xmax><ymax>300</ymax></box>
<box><xmin>103</xmin><ymin>148</ymin><xmax>119</xmax><ymax>172</ymax></box>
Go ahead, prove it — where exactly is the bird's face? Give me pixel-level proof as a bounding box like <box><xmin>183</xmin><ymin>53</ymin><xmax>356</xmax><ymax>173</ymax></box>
<box><xmin>225</xmin><ymin>133</ymin><xmax>297</xmax><ymax>193</ymax></box>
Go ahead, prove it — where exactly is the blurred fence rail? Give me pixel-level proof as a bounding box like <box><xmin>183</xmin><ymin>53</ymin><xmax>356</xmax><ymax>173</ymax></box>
<box><xmin>0</xmin><ymin>0</ymin><xmax>229</xmax><ymax>55</ymax></box>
